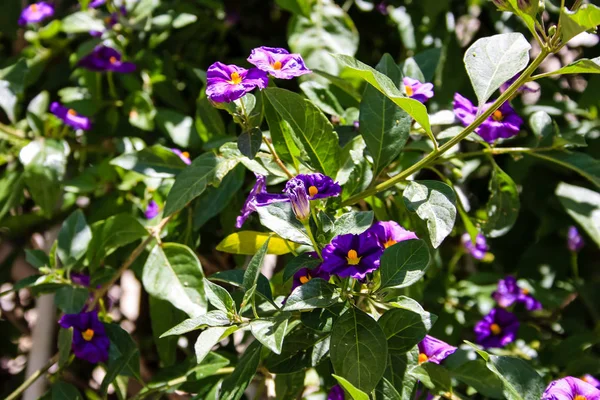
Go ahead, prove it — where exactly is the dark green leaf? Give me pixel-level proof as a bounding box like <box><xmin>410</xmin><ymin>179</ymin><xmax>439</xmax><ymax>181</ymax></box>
<box><xmin>333</xmin><ymin>374</ymin><xmax>370</xmax><ymax>400</ymax></box>
<box><xmin>149</xmin><ymin>296</ymin><xmax>186</xmax><ymax>366</ymax></box>
<box><xmin>57</xmin><ymin>210</ymin><xmax>92</xmax><ymax>270</ymax></box>
<box><xmin>528</xmin><ymin>150</ymin><xmax>600</xmax><ymax>188</ymax></box>
<box><xmin>264</xmin><ymin>93</ymin><xmax>301</xmax><ymax>169</ymax></box>
<box><xmin>196</xmin><ymin>94</ymin><xmax>226</xmax><ymax>142</ymax></box>
<box><xmin>283</xmin><ymin>278</ymin><xmax>340</xmax><ymax>311</ymax></box>
<box><xmin>54</xmin><ymin>286</ymin><xmax>89</xmax><ymax>314</ymax></box>
<box><xmin>238</xmin><ymin>127</ymin><xmax>262</xmax><ymax>159</ymax></box>
<box><xmin>204</xmin><ymin>278</ymin><xmax>237</xmax><ymax>315</ymax></box>
<box><xmin>556</xmin><ymin>182</ymin><xmax>600</xmax><ymax>247</ymax></box>
<box><xmin>58</xmin><ymin>328</ymin><xmax>73</xmax><ymax>368</ymax></box>
<box><xmin>25</xmin><ymin>249</ymin><xmax>49</xmax><ymax>269</ymax></box>
<box><xmin>374</xmin><ymin>377</ymin><xmax>402</xmax><ymax>400</ymax></box>
<box><xmin>275</xmin><ymin>372</ymin><xmax>305</xmax><ymax>400</ymax></box>
<box><xmin>481</xmin><ymin>353</ymin><xmax>545</xmax><ymax>400</ymax></box>
<box><xmin>263</xmin><ymin>324</ymin><xmax>329</xmax><ymax>373</ymax></box>
<box><xmin>161</xmin><ymin>310</ymin><xmax>231</xmax><ymax>337</ymax></box>
<box><xmin>300</xmin><ymin>81</ymin><xmax>344</xmax><ymax>117</ymax></box>
<box><xmin>276</xmin><ymin>0</ymin><xmax>311</xmax><ymax>17</ymax></box>
<box><xmin>409</xmin><ymin>363</ymin><xmax>452</xmax><ymax>393</ymax></box>
<box><xmin>384</xmin><ymin>349</ymin><xmax>419</xmax><ymax>400</ymax></box>
<box><xmin>378</xmin><ymin>307</ymin><xmax>435</xmax><ymax>353</ymax></box>
<box><xmin>219</xmin><ymin>341</ymin><xmax>263</xmax><ymax>400</ymax></box>
<box><xmin>483</xmin><ymin>165</ymin><xmax>520</xmax><ymax>238</ymax></box>
<box><xmin>379</xmin><ymin>239</ymin><xmax>430</xmax><ymax>290</ymax></box>
<box><xmin>242</xmin><ymin>237</ymin><xmax>270</xmax><ymax>293</ymax></box>
<box><xmin>110</xmin><ymin>145</ymin><xmax>188</xmax><ymax>178</ymax></box>
<box><xmin>103</xmin><ymin>323</ymin><xmax>140</xmax><ymax>394</ymax></box>
<box><xmin>283</xmin><ymin>253</ymin><xmax>321</xmax><ymax>283</ymax></box>
<box><xmin>52</xmin><ymin>381</ymin><xmax>82</xmax><ymax>400</ymax></box>
<box><xmin>445</xmin><ymin>350</ymin><xmax>504</xmax><ymax>399</ymax></box>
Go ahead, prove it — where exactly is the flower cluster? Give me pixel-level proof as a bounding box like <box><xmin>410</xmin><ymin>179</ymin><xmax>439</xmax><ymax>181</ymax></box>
<box><xmin>18</xmin><ymin>2</ymin><xmax>54</xmax><ymax>25</ymax></box>
<box><xmin>207</xmin><ymin>47</ymin><xmax>311</xmax><ymax>103</ymax></box>
<box><xmin>492</xmin><ymin>276</ymin><xmax>541</xmax><ymax>311</ymax></box>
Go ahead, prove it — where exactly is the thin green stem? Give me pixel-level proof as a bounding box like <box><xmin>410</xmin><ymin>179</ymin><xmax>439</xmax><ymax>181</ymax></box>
<box><xmin>570</xmin><ymin>251</ymin><xmax>579</xmax><ymax>281</ymax></box>
<box><xmin>6</xmin><ymin>353</ymin><xmax>59</xmax><ymax>400</ymax></box>
<box><xmin>341</xmin><ymin>48</ymin><xmax>550</xmax><ymax>207</ymax></box>
<box><xmin>303</xmin><ymin>221</ymin><xmax>322</xmax><ymax>259</ymax></box>
<box><xmin>107</xmin><ymin>72</ymin><xmax>118</xmax><ymax>99</ymax></box>
<box><xmin>439</xmin><ymin>145</ymin><xmax>558</xmax><ymax>161</ymax></box>
<box><xmin>262</xmin><ymin>136</ymin><xmax>294</xmax><ymax>179</ymax></box>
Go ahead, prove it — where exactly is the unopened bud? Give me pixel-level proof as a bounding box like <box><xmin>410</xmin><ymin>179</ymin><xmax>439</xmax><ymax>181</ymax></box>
<box><xmin>284</xmin><ymin>178</ymin><xmax>311</xmax><ymax>222</ymax></box>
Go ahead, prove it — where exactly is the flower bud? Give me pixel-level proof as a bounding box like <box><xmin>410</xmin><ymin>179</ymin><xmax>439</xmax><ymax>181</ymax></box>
<box><xmin>517</xmin><ymin>0</ymin><xmax>538</xmax><ymax>15</ymax></box>
<box><xmin>284</xmin><ymin>178</ymin><xmax>311</xmax><ymax>222</ymax></box>
<box><xmin>491</xmin><ymin>0</ymin><xmax>511</xmax><ymax>11</ymax></box>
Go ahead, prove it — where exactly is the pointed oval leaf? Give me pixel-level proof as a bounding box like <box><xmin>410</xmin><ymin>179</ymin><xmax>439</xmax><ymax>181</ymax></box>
<box><xmin>379</xmin><ymin>239</ymin><xmax>430</xmax><ymax>290</ymax></box>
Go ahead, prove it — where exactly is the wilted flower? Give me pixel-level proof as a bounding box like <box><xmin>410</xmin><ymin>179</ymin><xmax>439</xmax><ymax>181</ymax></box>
<box><xmin>294</xmin><ymin>173</ymin><xmax>341</xmax><ymax>200</ymax></box>
<box><xmin>172</xmin><ymin>148</ymin><xmax>191</xmax><ymax>165</ymax></box>
<box><xmin>79</xmin><ymin>45</ymin><xmax>136</xmax><ymax>73</ymax></box>
<box><xmin>50</xmin><ymin>102</ymin><xmax>92</xmax><ymax>131</ymax></box>
<box><xmin>145</xmin><ymin>200</ymin><xmax>160</xmax><ymax>219</ymax></box>
<box><xmin>247</xmin><ymin>47</ymin><xmax>311</xmax><ymax>79</ymax></box>
<box><xmin>474</xmin><ymin>307</ymin><xmax>519</xmax><ymax>348</ymax></box>
<box><xmin>581</xmin><ymin>375</ymin><xmax>600</xmax><ymax>389</ymax></box>
<box><xmin>328</xmin><ymin>384</ymin><xmax>345</xmax><ymax>400</ymax></box>
<box><xmin>235</xmin><ymin>174</ymin><xmax>284</xmax><ymax>228</ymax></box>
<box><xmin>403</xmin><ymin>77</ymin><xmax>434</xmax><ymax>103</ymax></box>
<box><xmin>567</xmin><ymin>226</ymin><xmax>585</xmax><ymax>252</ymax></box>
<box><xmin>454</xmin><ymin>93</ymin><xmax>523</xmax><ymax>142</ymax></box>
<box><xmin>542</xmin><ymin>377</ymin><xmax>600</xmax><ymax>400</ymax></box>
<box><xmin>292</xmin><ymin>266</ymin><xmax>330</xmax><ymax>291</ymax></box>
<box><xmin>206</xmin><ymin>62</ymin><xmax>268</xmax><ymax>103</ymax></box>
<box><xmin>321</xmin><ymin>232</ymin><xmax>383</xmax><ymax>280</ymax></box>
<box><xmin>367</xmin><ymin>221</ymin><xmax>418</xmax><ymax>249</ymax></box>
<box><xmin>59</xmin><ymin>311</ymin><xmax>110</xmax><ymax>363</ymax></box>
<box><xmin>461</xmin><ymin>233</ymin><xmax>488</xmax><ymax>260</ymax></box>
<box><xmin>417</xmin><ymin>335</ymin><xmax>457</xmax><ymax>365</ymax></box>
<box><xmin>492</xmin><ymin>276</ymin><xmax>542</xmax><ymax>311</ymax></box>
<box><xmin>18</xmin><ymin>2</ymin><xmax>54</xmax><ymax>25</ymax></box>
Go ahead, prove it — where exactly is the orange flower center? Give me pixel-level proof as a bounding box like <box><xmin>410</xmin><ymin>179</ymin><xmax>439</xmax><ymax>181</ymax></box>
<box><xmin>229</xmin><ymin>71</ymin><xmax>242</xmax><ymax>85</ymax></box>
<box><xmin>181</xmin><ymin>151</ymin><xmax>190</xmax><ymax>159</ymax></box>
<box><xmin>405</xmin><ymin>85</ymin><xmax>414</xmax><ymax>96</ymax></box>
<box><xmin>346</xmin><ymin>249</ymin><xmax>361</xmax><ymax>265</ymax></box>
<box><xmin>308</xmin><ymin>185</ymin><xmax>318</xmax><ymax>197</ymax></box>
<box><xmin>67</xmin><ymin>109</ymin><xmax>77</xmax><ymax>116</ymax></box>
<box><xmin>521</xmin><ymin>288</ymin><xmax>529</xmax><ymax>295</ymax></box>
<box><xmin>299</xmin><ymin>273</ymin><xmax>311</xmax><ymax>284</ymax></box>
<box><xmin>384</xmin><ymin>239</ymin><xmax>397</xmax><ymax>249</ymax></box>
<box><xmin>273</xmin><ymin>61</ymin><xmax>282</xmax><ymax>70</ymax></box>
<box><xmin>31</xmin><ymin>4</ymin><xmax>39</xmax><ymax>12</ymax></box>
<box><xmin>109</xmin><ymin>56</ymin><xmax>117</xmax><ymax>64</ymax></box>
<box><xmin>104</xmin><ymin>16</ymin><xmax>112</xmax><ymax>23</ymax></box>
<box><xmin>129</xmin><ymin>109</ymin><xmax>138</xmax><ymax>119</ymax></box>
<box><xmin>574</xmin><ymin>396</ymin><xmax>587</xmax><ymax>400</ymax></box>
<box><xmin>492</xmin><ymin>110</ymin><xmax>504</xmax><ymax>121</ymax></box>
<box><xmin>581</xmin><ymin>376</ymin><xmax>589</xmax><ymax>382</ymax></box>
<box><xmin>82</xmin><ymin>328</ymin><xmax>95</xmax><ymax>341</ymax></box>
<box><xmin>490</xmin><ymin>323</ymin><xmax>501</xmax><ymax>335</ymax></box>
<box><xmin>418</xmin><ymin>353</ymin><xmax>428</xmax><ymax>364</ymax></box>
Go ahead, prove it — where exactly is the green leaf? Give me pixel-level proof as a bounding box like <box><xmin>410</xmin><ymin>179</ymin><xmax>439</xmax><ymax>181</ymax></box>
<box><xmin>483</xmin><ymin>165</ymin><xmax>520</xmax><ymax>238</ymax></box>
<box><xmin>528</xmin><ymin>150</ymin><xmax>600</xmax><ymax>188</ymax></box>
<box><xmin>210</xmin><ymin>270</ymin><xmax>273</xmax><ymax>301</ymax></box>
<box><xmin>313</xmin><ymin>69</ymin><xmax>362</xmax><ymax>102</ymax></box>
<box><xmin>559</xmin><ymin>4</ymin><xmax>600</xmax><ymax>44</ymax></box>
<box><xmin>164</xmin><ymin>153</ymin><xmax>219</xmax><ymax>216</ymax></box>
<box><xmin>359</xmin><ymin>54</ymin><xmax>412</xmax><ymax>177</ymax></box>
<box><xmin>196</xmin><ymin>94</ymin><xmax>226</xmax><ymax>142</ymax></box>
<box><xmin>27</xmin><ymin>91</ymin><xmax>49</xmax><ymax>135</ymax></box>
<box><xmin>25</xmin><ymin>249</ymin><xmax>49</xmax><ymax>269</ymax></box>
<box><xmin>283</xmin><ymin>253</ymin><xmax>322</xmax><ymax>283</ymax></box>
<box><xmin>556</xmin><ymin>182</ymin><xmax>600</xmax><ymax>247</ymax></box>
<box><xmin>463</xmin><ymin>32</ymin><xmax>531</xmax><ymax>105</ymax></box>
<box><xmin>216</xmin><ymin>231</ymin><xmax>298</xmax><ymax>255</ymax></box>
<box><xmin>333</xmin><ymin>374</ymin><xmax>370</xmax><ymax>400</ymax></box>
<box><xmin>256</xmin><ymin>202</ymin><xmax>311</xmax><ymax>245</ymax></box>
<box><xmin>384</xmin><ymin>349</ymin><xmax>419</xmax><ymax>400</ymax></box>
<box><xmin>54</xmin><ymin>287</ymin><xmax>89</xmax><ymax>314</ymax></box>
<box><xmin>0</xmin><ymin>59</ymin><xmax>28</xmax><ymax>123</ymax></box>
<box><xmin>333</xmin><ymin>54</ymin><xmax>433</xmax><ymax>140</ymax></box>
<box><xmin>300</xmin><ymin>81</ymin><xmax>345</xmax><ymax>117</ymax></box>
<box><xmin>204</xmin><ymin>278</ymin><xmax>237</xmax><ymax>315</ymax></box>
<box><xmin>263</xmin><ymin>325</ymin><xmax>329</xmax><ymax>373</ymax></box>
<box><xmin>195</xmin><ymin>326</ymin><xmax>240</xmax><ymax>364</ymax></box>
<box><xmin>249</xmin><ymin>313</ymin><xmax>290</xmax><ymax>354</ymax></box>
<box><xmin>276</xmin><ymin>0</ymin><xmax>312</xmax><ymax>17</ymax></box>
<box><xmin>110</xmin><ymin>145</ymin><xmax>188</xmax><ymax>178</ymax></box>
<box><xmin>263</xmin><ymin>88</ymin><xmax>339</xmax><ymax>177</ymax></box>
<box><xmin>264</xmin><ymin>94</ymin><xmax>301</xmax><ymax>169</ymax></box>
<box><xmin>275</xmin><ymin>372</ymin><xmax>306</xmax><ymax>400</ymax></box>
<box><xmin>283</xmin><ymin>278</ymin><xmax>340</xmax><ymax>311</ymax></box>
<box><xmin>378</xmin><ymin>307</ymin><xmax>435</xmax><ymax>353</ymax></box>
<box><xmin>378</xmin><ymin>239</ymin><xmax>430</xmax><ymax>290</ymax></box>
<box><xmin>409</xmin><ymin>363</ymin><xmax>452</xmax><ymax>393</ymax></box>
<box><xmin>156</xmin><ymin>108</ymin><xmax>200</xmax><ymax>149</ymax></box>
<box><xmin>62</xmin><ymin>11</ymin><xmax>105</xmax><ymax>33</ymax></box>
<box><xmin>445</xmin><ymin>350</ymin><xmax>505</xmax><ymax>399</ymax></box>
<box><xmin>331</xmin><ymin>211</ymin><xmax>374</xmax><ymax>237</ymax></box>
<box><xmin>374</xmin><ymin>377</ymin><xmax>402</xmax><ymax>400</ymax></box>
<box><xmin>403</xmin><ymin>181</ymin><xmax>457</xmax><ymax>248</ymax></box>
<box><xmin>477</xmin><ymin>352</ymin><xmax>545</xmax><ymax>400</ymax></box>
<box><xmin>125</xmin><ymin>91</ymin><xmax>156</xmax><ymax>131</ymax></box>
<box><xmin>57</xmin><ymin>210</ymin><xmax>92</xmax><ymax>270</ymax></box>
<box><xmin>58</xmin><ymin>328</ymin><xmax>73</xmax><ymax>368</ymax></box>
<box><xmin>149</xmin><ymin>296</ymin><xmax>186</xmax><ymax>366</ymax></box>
<box><xmin>534</xmin><ymin>57</ymin><xmax>600</xmax><ymax>78</ymax></box>
<box><xmin>243</xmin><ymin>237</ymin><xmax>270</xmax><ymax>292</ymax></box>
<box><xmin>102</xmin><ymin>325</ymin><xmax>141</xmax><ymax>395</ymax></box>
<box><xmin>52</xmin><ymin>381</ymin><xmax>83</xmax><ymax>400</ymax></box>
<box><xmin>161</xmin><ymin>310</ymin><xmax>231</xmax><ymax>338</ymax></box>
<box><xmin>330</xmin><ymin>307</ymin><xmax>388</xmax><ymax>393</ymax></box>
<box><xmin>238</xmin><ymin>127</ymin><xmax>263</xmax><ymax>160</ymax></box>
<box><xmin>219</xmin><ymin>341</ymin><xmax>263</xmax><ymax>400</ymax></box>
<box><xmin>142</xmin><ymin>243</ymin><xmax>207</xmax><ymax>318</ymax></box>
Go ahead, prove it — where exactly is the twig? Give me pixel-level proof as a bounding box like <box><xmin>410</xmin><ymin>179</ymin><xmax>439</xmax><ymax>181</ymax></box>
<box><xmin>262</xmin><ymin>137</ymin><xmax>294</xmax><ymax>179</ymax></box>
<box><xmin>5</xmin><ymin>353</ymin><xmax>59</xmax><ymax>400</ymax></box>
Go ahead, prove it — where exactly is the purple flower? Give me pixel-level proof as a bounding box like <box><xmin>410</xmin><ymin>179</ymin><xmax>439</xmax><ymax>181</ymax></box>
<box><xmin>71</xmin><ymin>273</ymin><xmax>91</xmax><ymax>287</ymax></box>
<box><xmin>206</xmin><ymin>62</ymin><xmax>268</xmax><ymax>103</ymax></box>
<box><xmin>59</xmin><ymin>311</ymin><xmax>110</xmax><ymax>363</ymax></box>
<box><xmin>79</xmin><ymin>45</ymin><xmax>136</xmax><ymax>73</ymax></box>
<box><xmin>542</xmin><ymin>377</ymin><xmax>600</xmax><ymax>400</ymax></box>
<box><xmin>88</xmin><ymin>0</ymin><xmax>107</xmax><ymax>7</ymax></box>
<box><xmin>328</xmin><ymin>384</ymin><xmax>345</xmax><ymax>400</ymax></box>
<box><xmin>145</xmin><ymin>200</ymin><xmax>160</xmax><ymax>219</ymax></box>
<box><xmin>492</xmin><ymin>276</ymin><xmax>542</xmax><ymax>311</ymax></box>
<box><xmin>171</xmin><ymin>148</ymin><xmax>191</xmax><ymax>165</ymax></box>
<box><xmin>461</xmin><ymin>233</ymin><xmax>488</xmax><ymax>260</ymax></box>
<box><xmin>500</xmin><ymin>73</ymin><xmax>538</xmax><ymax>94</ymax></box>
<box><xmin>567</xmin><ymin>226</ymin><xmax>585</xmax><ymax>252</ymax></box>
<box><xmin>18</xmin><ymin>2</ymin><xmax>54</xmax><ymax>25</ymax></box>
<box><xmin>376</xmin><ymin>1</ymin><xmax>388</xmax><ymax>15</ymax></box>
<box><xmin>295</xmin><ymin>173</ymin><xmax>341</xmax><ymax>200</ymax></box>
<box><xmin>453</xmin><ymin>93</ymin><xmax>523</xmax><ymax>143</ymax></box>
<box><xmin>403</xmin><ymin>77</ymin><xmax>434</xmax><ymax>103</ymax></box>
<box><xmin>292</xmin><ymin>266</ymin><xmax>330</xmax><ymax>291</ymax></box>
<box><xmin>50</xmin><ymin>102</ymin><xmax>92</xmax><ymax>131</ymax></box>
<box><xmin>284</xmin><ymin>178</ymin><xmax>311</xmax><ymax>222</ymax></box>
<box><xmin>367</xmin><ymin>221</ymin><xmax>418</xmax><ymax>249</ymax></box>
<box><xmin>247</xmin><ymin>47</ymin><xmax>311</xmax><ymax>80</ymax></box>
<box><xmin>582</xmin><ymin>375</ymin><xmax>600</xmax><ymax>390</ymax></box>
<box><xmin>321</xmin><ymin>232</ymin><xmax>383</xmax><ymax>280</ymax></box>
<box><xmin>417</xmin><ymin>335</ymin><xmax>457</xmax><ymax>365</ymax></box>
<box><xmin>235</xmin><ymin>174</ymin><xmax>284</xmax><ymax>229</ymax></box>
<box><xmin>474</xmin><ymin>307</ymin><xmax>519</xmax><ymax>349</ymax></box>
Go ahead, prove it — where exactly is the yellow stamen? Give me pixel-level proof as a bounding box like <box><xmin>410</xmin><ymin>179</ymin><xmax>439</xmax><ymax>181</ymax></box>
<box><xmin>229</xmin><ymin>71</ymin><xmax>242</xmax><ymax>85</ymax></box>
<box><xmin>384</xmin><ymin>239</ymin><xmax>397</xmax><ymax>249</ymax></box>
<box><xmin>346</xmin><ymin>249</ymin><xmax>361</xmax><ymax>265</ymax></box>
<box><xmin>418</xmin><ymin>353</ymin><xmax>428</xmax><ymax>364</ymax></box>
<box><xmin>574</xmin><ymin>396</ymin><xmax>587</xmax><ymax>400</ymax></box>
<box><xmin>581</xmin><ymin>376</ymin><xmax>589</xmax><ymax>382</ymax></box>
<box><xmin>521</xmin><ymin>288</ymin><xmax>529</xmax><ymax>295</ymax></box>
<box><xmin>405</xmin><ymin>85</ymin><xmax>414</xmax><ymax>97</ymax></box>
<box><xmin>109</xmin><ymin>56</ymin><xmax>117</xmax><ymax>64</ymax></box>
<box><xmin>129</xmin><ymin>109</ymin><xmax>138</xmax><ymax>119</ymax></box>
<box><xmin>273</xmin><ymin>61</ymin><xmax>282</xmax><ymax>70</ymax></box>
<box><xmin>490</xmin><ymin>323</ymin><xmax>501</xmax><ymax>335</ymax></box>
<box><xmin>82</xmin><ymin>328</ymin><xmax>95</xmax><ymax>341</ymax></box>
<box><xmin>181</xmin><ymin>152</ymin><xmax>190</xmax><ymax>159</ymax></box>
<box><xmin>492</xmin><ymin>110</ymin><xmax>504</xmax><ymax>121</ymax></box>
<box><xmin>299</xmin><ymin>275</ymin><xmax>311</xmax><ymax>284</ymax></box>
<box><xmin>31</xmin><ymin>4</ymin><xmax>38</xmax><ymax>12</ymax></box>
<box><xmin>104</xmin><ymin>16</ymin><xmax>112</xmax><ymax>23</ymax></box>
<box><xmin>67</xmin><ymin>109</ymin><xmax>77</xmax><ymax>116</ymax></box>
<box><xmin>308</xmin><ymin>186</ymin><xmax>318</xmax><ymax>197</ymax></box>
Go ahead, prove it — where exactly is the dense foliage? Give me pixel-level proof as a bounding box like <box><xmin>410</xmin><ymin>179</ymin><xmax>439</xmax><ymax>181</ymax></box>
<box><xmin>1</xmin><ymin>0</ymin><xmax>600</xmax><ymax>399</ymax></box>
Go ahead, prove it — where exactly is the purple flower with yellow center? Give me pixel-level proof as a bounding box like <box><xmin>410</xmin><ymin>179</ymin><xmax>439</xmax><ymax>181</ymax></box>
<box><xmin>79</xmin><ymin>45</ymin><xmax>136</xmax><ymax>73</ymax></box>
<box><xmin>235</xmin><ymin>174</ymin><xmax>283</xmax><ymax>229</ymax></box>
<box><xmin>417</xmin><ymin>335</ymin><xmax>457</xmax><ymax>365</ymax></box>
<box><xmin>247</xmin><ymin>46</ymin><xmax>311</xmax><ymax>80</ymax></box>
<box><xmin>542</xmin><ymin>377</ymin><xmax>600</xmax><ymax>400</ymax></box>
<box><xmin>454</xmin><ymin>93</ymin><xmax>523</xmax><ymax>143</ymax></box>
<box><xmin>18</xmin><ymin>2</ymin><xmax>54</xmax><ymax>25</ymax></box>
<box><xmin>328</xmin><ymin>384</ymin><xmax>345</xmax><ymax>400</ymax></box>
<box><xmin>581</xmin><ymin>375</ymin><xmax>600</xmax><ymax>390</ymax></box>
<box><xmin>403</xmin><ymin>77</ymin><xmax>434</xmax><ymax>103</ymax></box>
<box><xmin>284</xmin><ymin>178</ymin><xmax>311</xmax><ymax>222</ymax></box>
<box><xmin>292</xmin><ymin>266</ymin><xmax>330</xmax><ymax>291</ymax></box>
<box><xmin>474</xmin><ymin>307</ymin><xmax>519</xmax><ymax>349</ymax></box>
<box><xmin>145</xmin><ymin>200</ymin><xmax>160</xmax><ymax>219</ymax></box>
<box><xmin>492</xmin><ymin>276</ymin><xmax>541</xmax><ymax>311</ymax></box>
<box><xmin>50</xmin><ymin>102</ymin><xmax>92</xmax><ymax>131</ymax></box>
<box><xmin>461</xmin><ymin>233</ymin><xmax>488</xmax><ymax>260</ymax></box>
<box><xmin>58</xmin><ymin>311</ymin><xmax>110</xmax><ymax>363</ymax></box>
<box><xmin>568</xmin><ymin>226</ymin><xmax>585</xmax><ymax>252</ymax></box>
<box><xmin>295</xmin><ymin>173</ymin><xmax>341</xmax><ymax>200</ymax></box>
<box><xmin>206</xmin><ymin>62</ymin><xmax>268</xmax><ymax>103</ymax></box>
<box><xmin>367</xmin><ymin>221</ymin><xmax>418</xmax><ymax>249</ymax></box>
<box><xmin>321</xmin><ymin>232</ymin><xmax>383</xmax><ymax>280</ymax></box>
<box><xmin>172</xmin><ymin>148</ymin><xmax>191</xmax><ymax>165</ymax></box>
